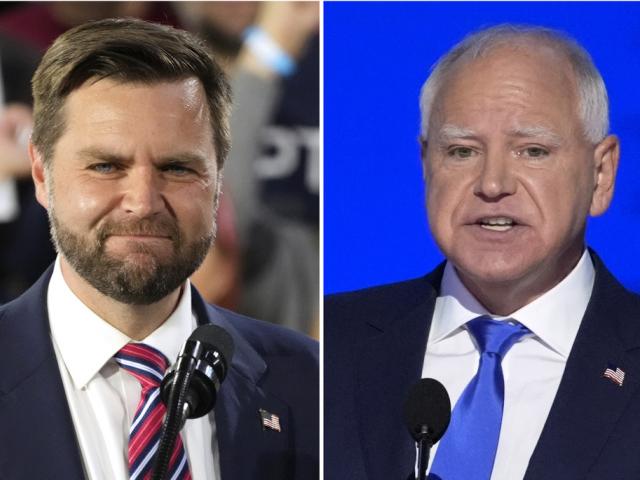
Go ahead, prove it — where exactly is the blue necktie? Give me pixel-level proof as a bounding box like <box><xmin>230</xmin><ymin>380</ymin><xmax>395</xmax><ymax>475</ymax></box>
<box><xmin>429</xmin><ymin>316</ymin><xmax>529</xmax><ymax>480</ymax></box>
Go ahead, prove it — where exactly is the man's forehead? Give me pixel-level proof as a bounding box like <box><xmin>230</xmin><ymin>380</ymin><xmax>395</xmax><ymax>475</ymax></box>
<box><xmin>453</xmin><ymin>37</ymin><xmax>571</xmax><ymax>72</ymax></box>
<box><xmin>62</xmin><ymin>76</ymin><xmax>212</xmax><ymax>130</ymax></box>
<box><xmin>447</xmin><ymin>43</ymin><xmax>574</xmax><ymax>87</ymax></box>
<box><xmin>428</xmin><ymin>45</ymin><xmax>580</xmax><ymax>132</ymax></box>
<box><xmin>52</xmin><ymin>76</ymin><xmax>217</xmax><ymax>162</ymax></box>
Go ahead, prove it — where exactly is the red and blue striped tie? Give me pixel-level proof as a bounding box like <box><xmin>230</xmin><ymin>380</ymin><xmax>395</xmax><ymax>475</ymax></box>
<box><xmin>114</xmin><ymin>343</ymin><xmax>192</xmax><ymax>480</ymax></box>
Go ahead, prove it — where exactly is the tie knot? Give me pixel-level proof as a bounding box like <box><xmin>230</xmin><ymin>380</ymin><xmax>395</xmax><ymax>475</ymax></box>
<box><xmin>114</xmin><ymin>343</ymin><xmax>168</xmax><ymax>389</ymax></box>
<box><xmin>467</xmin><ymin>316</ymin><xmax>529</xmax><ymax>357</ymax></box>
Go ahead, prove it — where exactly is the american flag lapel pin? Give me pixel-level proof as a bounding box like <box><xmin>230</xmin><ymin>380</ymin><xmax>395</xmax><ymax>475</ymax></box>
<box><xmin>259</xmin><ymin>408</ymin><xmax>282</xmax><ymax>432</ymax></box>
<box><xmin>603</xmin><ymin>364</ymin><xmax>625</xmax><ymax>387</ymax></box>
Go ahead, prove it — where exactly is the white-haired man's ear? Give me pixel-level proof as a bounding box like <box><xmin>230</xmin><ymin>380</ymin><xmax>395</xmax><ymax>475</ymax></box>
<box><xmin>589</xmin><ymin>134</ymin><xmax>620</xmax><ymax>217</ymax></box>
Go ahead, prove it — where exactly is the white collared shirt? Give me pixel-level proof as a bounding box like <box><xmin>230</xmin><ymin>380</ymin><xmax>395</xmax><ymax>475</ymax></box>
<box><xmin>422</xmin><ymin>250</ymin><xmax>594</xmax><ymax>480</ymax></box>
<box><xmin>48</xmin><ymin>257</ymin><xmax>220</xmax><ymax>480</ymax></box>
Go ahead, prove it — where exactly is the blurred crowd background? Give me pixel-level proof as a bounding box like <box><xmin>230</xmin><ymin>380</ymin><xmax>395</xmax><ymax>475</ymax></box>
<box><xmin>0</xmin><ymin>2</ymin><xmax>319</xmax><ymax>338</ymax></box>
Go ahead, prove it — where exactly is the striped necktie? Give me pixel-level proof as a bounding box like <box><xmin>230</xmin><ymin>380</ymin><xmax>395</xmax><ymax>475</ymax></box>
<box><xmin>114</xmin><ymin>343</ymin><xmax>192</xmax><ymax>480</ymax></box>
<box><xmin>429</xmin><ymin>316</ymin><xmax>529</xmax><ymax>480</ymax></box>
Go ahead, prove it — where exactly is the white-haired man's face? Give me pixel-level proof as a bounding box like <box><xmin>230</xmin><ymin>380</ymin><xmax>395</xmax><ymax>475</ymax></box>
<box><xmin>422</xmin><ymin>45</ymin><xmax>619</xmax><ymax>313</ymax></box>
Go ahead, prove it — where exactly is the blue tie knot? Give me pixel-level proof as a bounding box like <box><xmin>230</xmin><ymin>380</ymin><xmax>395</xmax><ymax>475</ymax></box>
<box><xmin>467</xmin><ymin>316</ymin><xmax>529</xmax><ymax>358</ymax></box>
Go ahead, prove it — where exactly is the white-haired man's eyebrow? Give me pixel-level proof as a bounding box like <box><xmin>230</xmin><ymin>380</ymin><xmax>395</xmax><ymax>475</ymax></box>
<box><xmin>434</xmin><ymin>124</ymin><xmax>479</xmax><ymax>145</ymax></box>
<box><xmin>506</xmin><ymin>126</ymin><xmax>564</xmax><ymax>147</ymax></box>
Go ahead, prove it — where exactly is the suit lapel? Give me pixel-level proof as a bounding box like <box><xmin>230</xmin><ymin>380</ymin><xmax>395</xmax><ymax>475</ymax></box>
<box><xmin>355</xmin><ymin>273</ymin><xmax>440</xmax><ymax>480</ymax></box>
<box><xmin>191</xmin><ymin>288</ymin><xmax>294</xmax><ymax>479</ymax></box>
<box><xmin>525</xmin><ymin>253</ymin><xmax>640</xmax><ymax>478</ymax></box>
<box><xmin>0</xmin><ymin>267</ymin><xmax>85</xmax><ymax>479</ymax></box>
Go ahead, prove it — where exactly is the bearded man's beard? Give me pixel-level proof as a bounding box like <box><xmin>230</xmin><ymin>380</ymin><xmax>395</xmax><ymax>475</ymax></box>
<box><xmin>48</xmin><ymin>210</ymin><xmax>214</xmax><ymax>305</ymax></box>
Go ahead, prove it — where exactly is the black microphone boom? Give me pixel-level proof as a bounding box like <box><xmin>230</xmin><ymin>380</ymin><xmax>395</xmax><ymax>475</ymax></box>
<box><xmin>152</xmin><ymin>324</ymin><xmax>235</xmax><ymax>480</ymax></box>
<box><xmin>404</xmin><ymin>378</ymin><xmax>451</xmax><ymax>480</ymax></box>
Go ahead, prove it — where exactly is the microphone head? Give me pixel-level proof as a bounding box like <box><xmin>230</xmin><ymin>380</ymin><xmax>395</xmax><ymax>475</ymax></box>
<box><xmin>189</xmin><ymin>324</ymin><xmax>235</xmax><ymax>364</ymax></box>
<box><xmin>403</xmin><ymin>378</ymin><xmax>451</xmax><ymax>443</ymax></box>
<box><xmin>161</xmin><ymin>324</ymin><xmax>235</xmax><ymax>419</ymax></box>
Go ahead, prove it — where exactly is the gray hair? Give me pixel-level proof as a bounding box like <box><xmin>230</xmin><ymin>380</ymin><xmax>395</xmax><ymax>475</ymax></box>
<box><xmin>419</xmin><ymin>24</ymin><xmax>609</xmax><ymax>144</ymax></box>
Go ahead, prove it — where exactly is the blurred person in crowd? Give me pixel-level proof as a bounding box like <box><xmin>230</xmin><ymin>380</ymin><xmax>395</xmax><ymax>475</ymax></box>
<box><xmin>0</xmin><ymin>18</ymin><xmax>318</xmax><ymax>479</ymax></box>
<box><xmin>0</xmin><ymin>2</ymin><xmax>180</xmax><ymax>51</ymax></box>
<box><xmin>176</xmin><ymin>1</ymin><xmax>320</xmax><ymax>336</ymax></box>
<box><xmin>0</xmin><ymin>33</ymin><xmax>55</xmax><ymax>302</ymax></box>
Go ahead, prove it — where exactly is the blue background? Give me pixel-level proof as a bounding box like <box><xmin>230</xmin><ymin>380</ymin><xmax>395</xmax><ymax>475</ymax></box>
<box><xmin>324</xmin><ymin>2</ymin><xmax>640</xmax><ymax>294</ymax></box>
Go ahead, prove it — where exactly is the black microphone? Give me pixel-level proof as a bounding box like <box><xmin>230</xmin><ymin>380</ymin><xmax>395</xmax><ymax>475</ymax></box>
<box><xmin>404</xmin><ymin>378</ymin><xmax>451</xmax><ymax>480</ymax></box>
<box><xmin>152</xmin><ymin>324</ymin><xmax>235</xmax><ymax>480</ymax></box>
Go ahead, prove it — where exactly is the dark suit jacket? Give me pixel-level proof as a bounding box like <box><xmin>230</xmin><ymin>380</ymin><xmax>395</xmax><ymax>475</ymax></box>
<box><xmin>325</xmin><ymin>250</ymin><xmax>640</xmax><ymax>479</ymax></box>
<box><xmin>0</xmin><ymin>266</ymin><xmax>319</xmax><ymax>479</ymax></box>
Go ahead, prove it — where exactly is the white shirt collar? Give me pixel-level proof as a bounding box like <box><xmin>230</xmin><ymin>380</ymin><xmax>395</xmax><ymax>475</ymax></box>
<box><xmin>431</xmin><ymin>249</ymin><xmax>595</xmax><ymax>358</ymax></box>
<box><xmin>48</xmin><ymin>256</ymin><xmax>195</xmax><ymax>389</ymax></box>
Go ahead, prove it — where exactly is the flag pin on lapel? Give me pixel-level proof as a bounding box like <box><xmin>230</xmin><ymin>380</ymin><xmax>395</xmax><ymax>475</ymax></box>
<box><xmin>603</xmin><ymin>364</ymin><xmax>625</xmax><ymax>387</ymax></box>
<box><xmin>259</xmin><ymin>408</ymin><xmax>282</xmax><ymax>432</ymax></box>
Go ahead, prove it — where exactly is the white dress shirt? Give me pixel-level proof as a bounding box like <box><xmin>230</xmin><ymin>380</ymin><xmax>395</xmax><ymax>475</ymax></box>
<box><xmin>422</xmin><ymin>250</ymin><xmax>595</xmax><ymax>480</ymax></box>
<box><xmin>47</xmin><ymin>257</ymin><xmax>220</xmax><ymax>480</ymax></box>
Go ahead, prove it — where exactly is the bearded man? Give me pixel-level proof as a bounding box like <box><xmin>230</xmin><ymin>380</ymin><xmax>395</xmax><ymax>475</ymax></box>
<box><xmin>0</xmin><ymin>18</ymin><xmax>318</xmax><ymax>480</ymax></box>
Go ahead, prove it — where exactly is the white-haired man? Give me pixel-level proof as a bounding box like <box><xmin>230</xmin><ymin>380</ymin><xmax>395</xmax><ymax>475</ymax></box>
<box><xmin>326</xmin><ymin>25</ymin><xmax>639</xmax><ymax>480</ymax></box>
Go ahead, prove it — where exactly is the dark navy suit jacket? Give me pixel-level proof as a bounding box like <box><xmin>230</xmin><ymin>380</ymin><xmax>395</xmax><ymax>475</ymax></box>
<box><xmin>325</xmin><ymin>251</ymin><xmax>640</xmax><ymax>479</ymax></box>
<box><xmin>0</xmin><ymin>266</ymin><xmax>319</xmax><ymax>479</ymax></box>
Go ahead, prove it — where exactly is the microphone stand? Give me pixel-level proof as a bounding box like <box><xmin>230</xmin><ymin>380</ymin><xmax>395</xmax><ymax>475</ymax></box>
<box><xmin>151</xmin><ymin>329</ymin><xmax>230</xmax><ymax>480</ymax></box>
<box><xmin>151</xmin><ymin>343</ymin><xmax>200</xmax><ymax>480</ymax></box>
<box><xmin>414</xmin><ymin>425</ymin><xmax>434</xmax><ymax>480</ymax></box>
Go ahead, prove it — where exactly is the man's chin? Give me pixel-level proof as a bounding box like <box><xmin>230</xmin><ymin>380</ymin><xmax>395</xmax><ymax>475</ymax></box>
<box><xmin>104</xmin><ymin>235</ymin><xmax>175</xmax><ymax>257</ymax></box>
<box><xmin>452</xmin><ymin>253</ymin><xmax>540</xmax><ymax>289</ymax></box>
<box><xmin>63</xmin><ymin>251</ymin><xmax>179</xmax><ymax>305</ymax></box>
<box><xmin>111</xmin><ymin>252</ymin><xmax>163</xmax><ymax>271</ymax></box>
<box><xmin>85</xmin><ymin>266</ymin><xmax>180</xmax><ymax>305</ymax></box>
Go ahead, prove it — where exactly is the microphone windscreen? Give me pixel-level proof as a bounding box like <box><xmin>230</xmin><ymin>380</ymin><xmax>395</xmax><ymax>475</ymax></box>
<box><xmin>188</xmin><ymin>324</ymin><xmax>235</xmax><ymax>362</ymax></box>
<box><xmin>403</xmin><ymin>378</ymin><xmax>451</xmax><ymax>442</ymax></box>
